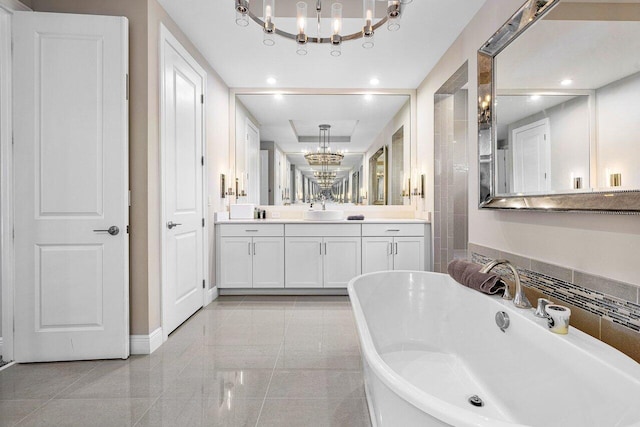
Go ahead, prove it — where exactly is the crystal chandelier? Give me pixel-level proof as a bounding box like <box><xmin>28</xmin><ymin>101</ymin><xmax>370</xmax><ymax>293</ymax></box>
<box><xmin>304</xmin><ymin>124</ymin><xmax>344</xmax><ymax>166</ymax></box>
<box><xmin>234</xmin><ymin>0</ymin><xmax>413</xmax><ymax>56</ymax></box>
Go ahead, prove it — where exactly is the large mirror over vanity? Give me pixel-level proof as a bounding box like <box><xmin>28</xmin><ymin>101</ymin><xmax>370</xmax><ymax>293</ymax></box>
<box><xmin>233</xmin><ymin>93</ymin><xmax>413</xmax><ymax>206</ymax></box>
<box><xmin>478</xmin><ymin>0</ymin><xmax>640</xmax><ymax>212</ymax></box>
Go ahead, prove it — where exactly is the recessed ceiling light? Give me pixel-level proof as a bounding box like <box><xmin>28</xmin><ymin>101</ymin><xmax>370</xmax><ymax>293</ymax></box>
<box><xmin>370</xmin><ymin>78</ymin><xmax>380</xmax><ymax>86</ymax></box>
<box><xmin>266</xmin><ymin>77</ymin><xmax>277</xmax><ymax>85</ymax></box>
<box><xmin>560</xmin><ymin>79</ymin><xmax>573</xmax><ymax>86</ymax></box>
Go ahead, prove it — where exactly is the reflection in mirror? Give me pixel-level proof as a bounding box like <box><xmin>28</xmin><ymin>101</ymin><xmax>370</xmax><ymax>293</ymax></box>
<box><xmin>478</xmin><ymin>0</ymin><xmax>640</xmax><ymax>213</ymax></box>
<box><xmin>235</xmin><ymin>93</ymin><xmax>411</xmax><ymax>206</ymax></box>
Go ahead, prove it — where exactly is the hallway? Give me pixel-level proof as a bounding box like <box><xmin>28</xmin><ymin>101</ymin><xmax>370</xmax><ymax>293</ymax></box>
<box><xmin>0</xmin><ymin>296</ymin><xmax>370</xmax><ymax>427</ymax></box>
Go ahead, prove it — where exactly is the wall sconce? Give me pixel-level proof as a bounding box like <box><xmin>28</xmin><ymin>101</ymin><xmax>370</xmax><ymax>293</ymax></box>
<box><xmin>411</xmin><ymin>174</ymin><xmax>424</xmax><ymax>197</ymax></box>
<box><xmin>221</xmin><ymin>174</ymin><xmax>226</xmax><ymax>198</ymax></box>
<box><xmin>573</xmin><ymin>177</ymin><xmax>582</xmax><ymax>190</ymax></box>
<box><xmin>610</xmin><ymin>173</ymin><xmax>622</xmax><ymax>187</ymax></box>
<box><xmin>421</xmin><ymin>174</ymin><xmax>425</xmax><ymax>199</ymax></box>
<box><xmin>478</xmin><ymin>94</ymin><xmax>491</xmax><ymax>126</ymax></box>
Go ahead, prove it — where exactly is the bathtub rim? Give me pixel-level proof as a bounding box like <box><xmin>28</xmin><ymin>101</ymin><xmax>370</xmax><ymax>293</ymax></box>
<box><xmin>348</xmin><ymin>270</ymin><xmax>640</xmax><ymax>427</ymax></box>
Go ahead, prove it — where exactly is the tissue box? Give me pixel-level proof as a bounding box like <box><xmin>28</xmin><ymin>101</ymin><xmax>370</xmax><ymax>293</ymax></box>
<box><xmin>230</xmin><ymin>204</ymin><xmax>256</xmax><ymax>219</ymax></box>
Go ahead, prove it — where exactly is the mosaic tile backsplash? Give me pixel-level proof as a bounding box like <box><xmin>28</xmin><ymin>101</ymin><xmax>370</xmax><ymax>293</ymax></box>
<box><xmin>471</xmin><ymin>252</ymin><xmax>640</xmax><ymax>334</ymax></box>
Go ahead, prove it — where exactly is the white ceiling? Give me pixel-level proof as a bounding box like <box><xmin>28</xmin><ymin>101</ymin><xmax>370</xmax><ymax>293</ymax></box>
<box><xmin>156</xmin><ymin>0</ymin><xmax>487</xmax><ymax>89</ymax></box>
<box><xmin>497</xmin><ymin>19</ymin><xmax>640</xmax><ymax>90</ymax></box>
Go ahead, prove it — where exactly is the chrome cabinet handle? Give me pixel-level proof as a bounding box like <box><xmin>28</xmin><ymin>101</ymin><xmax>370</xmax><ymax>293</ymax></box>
<box><xmin>253</xmin><ymin>242</ymin><xmax>256</xmax><ymax>255</ymax></box>
<box><xmin>395</xmin><ymin>242</ymin><xmax>398</xmax><ymax>255</ymax></box>
<box><xmin>324</xmin><ymin>242</ymin><xmax>327</xmax><ymax>255</ymax></box>
<box><xmin>245</xmin><ymin>230</ymin><xmax>258</xmax><ymax>232</ymax></box>
<box><xmin>167</xmin><ymin>221</ymin><xmax>182</xmax><ymax>230</ymax></box>
<box><xmin>248</xmin><ymin>242</ymin><xmax>251</xmax><ymax>255</ymax></box>
<box><xmin>389</xmin><ymin>242</ymin><xmax>393</xmax><ymax>255</ymax></box>
<box><xmin>93</xmin><ymin>226</ymin><xmax>119</xmax><ymax>236</ymax></box>
<box><xmin>386</xmin><ymin>229</ymin><xmax>400</xmax><ymax>232</ymax></box>
<box><xmin>320</xmin><ymin>242</ymin><xmax>322</xmax><ymax>255</ymax></box>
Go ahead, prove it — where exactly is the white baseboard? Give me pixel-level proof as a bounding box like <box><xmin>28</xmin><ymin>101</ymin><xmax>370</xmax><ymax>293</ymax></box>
<box><xmin>130</xmin><ymin>327</ymin><xmax>163</xmax><ymax>355</ymax></box>
<box><xmin>205</xmin><ymin>286</ymin><xmax>219</xmax><ymax>306</ymax></box>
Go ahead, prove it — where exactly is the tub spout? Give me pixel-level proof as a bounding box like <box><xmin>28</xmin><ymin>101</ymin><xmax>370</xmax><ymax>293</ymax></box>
<box><xmin>479</xmin><ymin>259</ymin><xmax>532</xmax><ymax>309</ymax></box>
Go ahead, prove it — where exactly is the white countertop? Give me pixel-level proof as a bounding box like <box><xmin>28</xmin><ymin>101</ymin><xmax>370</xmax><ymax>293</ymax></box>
<box><xmin>215</xmin><ymin>218</ymin><xmax>429</xmax><ymax>225</ymax></box>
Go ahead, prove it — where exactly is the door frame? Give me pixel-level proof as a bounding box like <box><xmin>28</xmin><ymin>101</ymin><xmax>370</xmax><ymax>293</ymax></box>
<box><xmin>159</xmin><ymin>24</ymin><xmax>208</xmax><ymax>343</ymax></box>
<box><xmin>0</xmin><ymin>0</ymin><xmax>31</xmax><ymax>362</ymax></box>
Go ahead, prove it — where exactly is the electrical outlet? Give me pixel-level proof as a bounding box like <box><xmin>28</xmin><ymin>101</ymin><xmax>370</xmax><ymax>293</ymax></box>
<box><xmin>271</xmin><ymin>211</ymin><xmax>280</xmax><ymax>219</ymax></box>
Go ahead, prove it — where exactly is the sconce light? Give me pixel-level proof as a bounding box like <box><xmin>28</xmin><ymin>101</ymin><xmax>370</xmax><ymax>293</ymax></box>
<box><xmin>411</xmin><ymin>174</ymin><xmax>424</xmax><ymax>197</ymax></box>
<box><xmin>610</xmin><ymin>173</ymin><xmax>622</xmax><ymax>187</ymax></box>
<box><xmin>573</xmin><ymin>177</ymin><xmax>582</xmax><ymax>190</ymax></box>
<box><xmin>221</xmin><ymin>174</ymin><xmax>226</xmax><ymax>198</ymax></box>
<box><xmin>478</xmin><ymin>95</ymin><xmax>491</xmax><ymax>125</ymax></box>
<box><xmin>421</xmin><ymin>174</ymin><xmax>425</xmax><ymax>199</ymax></box>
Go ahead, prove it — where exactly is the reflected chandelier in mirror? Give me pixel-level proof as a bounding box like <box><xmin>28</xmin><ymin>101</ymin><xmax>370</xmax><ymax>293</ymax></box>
<box><xmin>477</xmin><ymin>0</ymin><xmax>640</xmax><ymax>213</ymax></box>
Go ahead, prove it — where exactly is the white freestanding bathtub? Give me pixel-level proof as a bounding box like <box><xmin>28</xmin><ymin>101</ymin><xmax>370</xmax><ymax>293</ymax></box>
<box><xmin>348</xmin><ymin>271</ymin><xmax>640</xmax><ymax>427</ymax></box>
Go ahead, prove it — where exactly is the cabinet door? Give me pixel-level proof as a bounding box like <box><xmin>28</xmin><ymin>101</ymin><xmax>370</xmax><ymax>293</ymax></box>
<box><xmin>253</xmin><ymin>237</ymin><xmax>285</xmax><ymax>288</ymax></box>
<box><xmin>285</xmin><ymin>237</ymin><xmax>323</xmax><ymax>288</ymax></box>
<box><xmin>394</xmin><ymin>237</ymin><xmax>425</xmax><ymax>271</ymax></box>
<box><xmin>362</xmin><ymin>237</ymin><xmax>394</xmax><ymax>274</ymax></box>
<box><xmin>324</xmin><ymin>237</ymin><xmax>361</xmax><ymax>288</ymax></box>
<box><xmin>219</xmin><ymin>237</ymin><xmax>253</xmax><ymax>288</ymax></box>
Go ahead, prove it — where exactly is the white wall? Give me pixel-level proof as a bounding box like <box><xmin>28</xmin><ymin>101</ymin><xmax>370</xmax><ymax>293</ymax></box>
<box><xmin>596</xmin><ymin>72</ymin><xmax>640</xmax><ymax>189</ymax></box>
<box><xmin>505</xmin><ymin>96</ymin><xmax>590</xmax><ymax>192</ymax></box>
<box><xmin>417</xmin><ymin>0</ymin><xmax>640</xmax><ymax>286</ymax></box>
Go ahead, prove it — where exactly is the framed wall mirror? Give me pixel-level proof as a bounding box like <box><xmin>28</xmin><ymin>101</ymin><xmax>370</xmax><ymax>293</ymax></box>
<box><xmin>478</xmin><ymin>0</ymin><xmax>640</xmax><ymax>213</ymax></box>
<box><xmin>233</xmin><ymin>92</ymin><xmax>412</xmax><ymax>206</ymax></box>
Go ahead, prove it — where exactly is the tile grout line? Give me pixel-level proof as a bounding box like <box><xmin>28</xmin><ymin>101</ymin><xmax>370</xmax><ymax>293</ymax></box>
<box><xmin>253</xmin><ymin>296</ymin><xmax>298</xmax><ymax>427</ymax></box>
<box><xmin>12</xmin><ymin>361</ymin><xmax>102</xmax><ymax>426</ymax></box>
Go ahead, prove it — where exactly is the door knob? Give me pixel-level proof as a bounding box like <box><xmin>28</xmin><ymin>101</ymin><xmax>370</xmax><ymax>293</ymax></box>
<box><xmin>167</xmin><ymin>221</ymin><xmax>182</xmax><ymax>230</ymax></box>
<box><xmin>93</xmin><ymin>226</ymin><xmax>119</xmax><ymax>236</ymax></box>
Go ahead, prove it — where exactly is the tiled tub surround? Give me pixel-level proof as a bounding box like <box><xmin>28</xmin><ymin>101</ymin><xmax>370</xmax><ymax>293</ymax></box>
<box><xmin>469</xmin><ymin>243</ymin><xmax>640</xmax><ymax>363</ymax></box>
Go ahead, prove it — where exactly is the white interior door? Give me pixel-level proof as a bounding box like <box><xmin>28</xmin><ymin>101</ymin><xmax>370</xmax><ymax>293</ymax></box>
<box><xmin>246</xmin><ymin>121</ymin><xmax>260</xmax><ymax>205</ymax></box>
<box><xmin>12</xmin><ymin>11</ymin><xmax>129</xmax><ymax>362</ymax></box>
<box><xmin>161</xmin><ymin>26</ymin><xmax>205</xmax><ymax>336</ymax></box>
<box><xmin>512</xmin><ymin>119</ymin><xmax>550</xmax><ymax>193</ymax></box>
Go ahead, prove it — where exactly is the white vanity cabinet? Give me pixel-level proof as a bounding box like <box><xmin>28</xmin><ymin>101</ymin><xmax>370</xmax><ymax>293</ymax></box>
<box><xmin>218</xmin><ymin>224</ymin><xmax>285</xmax><ymax>288</ymax></box>
<box><xmin>362</xmin><ymin>224</ymin><xmax>426</xmax><ymax>273</ymax></box>
<box><xmin>285</xmin><ymin>224</ymin><xmax>361</xmax><ymax>289</ymax></box>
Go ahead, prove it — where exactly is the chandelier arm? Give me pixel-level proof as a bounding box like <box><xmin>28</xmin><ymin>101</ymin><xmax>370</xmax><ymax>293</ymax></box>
<box><xmin>246</xmin><ymin>8</ymin><xmax>389</xmax><ymax>44</ymax></box>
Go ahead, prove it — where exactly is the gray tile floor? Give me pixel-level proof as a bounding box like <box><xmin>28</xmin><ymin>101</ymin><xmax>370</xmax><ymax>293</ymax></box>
<box><xmin>0</xmin><ymin>296</ymin><xmax>371</xmax><ymax>427</ymax></box>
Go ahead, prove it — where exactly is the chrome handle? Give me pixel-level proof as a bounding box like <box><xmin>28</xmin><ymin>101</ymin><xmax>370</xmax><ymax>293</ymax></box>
<box><xmin>324</xmin><ymin>242</ymin><xmax>327</xmax><ymax>255</ymax></box>
<box><xmin>167</xmin><ymin>221</ymin><xmax>182</xmax><ymax>230</ymax></box>
<box><xmin>248</xmin><ymin>242</ymin><xmax>251</xmax><ymax>255</ymax></box>
<box><xmin>93</xmin><ymin>226</ymin><xmax>119</xmax><ymax>236</ymax></box>
<box><xmin>320</xmin><ymin>242</ymin><xmax>322</xmax><ymax>255</ymax></box>
<box><xmin>245</xmin><ymin>230</ymin><xmax>258</xmax><ymax>232</ymax></box>
<box><xmin>394</xmin><ymin>242</ymin><xmax>398</xmax><ymax>255</ymax></box>
<box><xmin>389</xmin><ymin>242</ymin><xmax>393</xmax><ymax>255</ymax></box>
<box><xmin>253</xmin><ymin>242</ymin><xmax>256</xmax><ymax>255</ymax></box>
<box><xmin>386</xmin><ymin>229</ymin><xmax>400</xmax><ymax>232</ymax></box>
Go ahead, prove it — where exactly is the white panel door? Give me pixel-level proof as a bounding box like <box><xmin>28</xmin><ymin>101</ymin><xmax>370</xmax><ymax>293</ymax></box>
<box><xmin>285</xmin><ymin>237</ymin><xmax>323</xmax><ymax>288</ymax></box>
<box><xmin>362</xmin><ymin>237</ymin><xmax>393</xmax><ymax>274</ymax></box>
<box><xmin>253</xmin><ymin>237</ymin><xmax>284</xmax><ymax>288</ymax></box>
<box><xmin>245</xmin><ymin>121</ymin><xmax>260</xmax><ymax>205</ymax></box>
<box><xmin>394</xmin><ymin>237</ymin><xmax>425</xmax><ymax>271</ymax></box>
<box><xmin>12</xmin><ymin>12</ymin><xmax>128</xmax><ymax>362</ymax></box>
<box><xmin>161</xmin><ymin>27</ymin><xmax>205</xmax><ymax>334</ymax></box>
<box><xmin>324</xmin><ymin>237</ymin><xmax>361</xmax><ymax>288</ymax></box>
<box><xmin>219</xmin><ymin>237</ymin><xmax>252</xmax><ymax>288</ymax></box>
<box><xmin>512</xmin><ymin>119</ymin><xmax>550</xmax><ymax>193</ymax></box>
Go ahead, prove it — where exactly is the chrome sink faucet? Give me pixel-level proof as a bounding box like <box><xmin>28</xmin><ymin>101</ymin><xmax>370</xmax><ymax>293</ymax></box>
<box><xmin>320</xmin><ymin>194</ymin><xmax>326</xmax><ymax>211</ymax></box>
<box><xmin>480</xmin><ymin>259</ymin><xmax>532</xmax><ymax>309</ymax></box>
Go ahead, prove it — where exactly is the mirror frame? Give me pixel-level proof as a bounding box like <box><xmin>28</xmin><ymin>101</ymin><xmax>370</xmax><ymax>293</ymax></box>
<box><xmin>229</xmin><ymin>88</ymin><xmax>418</xmax><ymax>209</ymax></box>
<box><xmin>477</xmin><ymin>0</ymin><xmax>640</xmax><ymax>214</ymax></box>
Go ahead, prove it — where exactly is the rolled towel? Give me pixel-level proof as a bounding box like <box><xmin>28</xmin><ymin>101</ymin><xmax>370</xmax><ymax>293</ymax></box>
<box><xmin>447</xmin><ymin>259</ymin><xmax>506</xmax><ymax>295</ymax></box>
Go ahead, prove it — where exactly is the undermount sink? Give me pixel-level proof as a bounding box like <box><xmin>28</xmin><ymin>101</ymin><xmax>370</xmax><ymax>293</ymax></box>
<box><xmin>303</xmin><ymin>210</ymin><xmax>344</xmax><ymax>221</ymax></box>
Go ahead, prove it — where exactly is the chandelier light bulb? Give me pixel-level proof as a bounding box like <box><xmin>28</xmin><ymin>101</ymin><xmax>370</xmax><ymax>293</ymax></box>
<box><xmin>297</xmin><ymin>1</ymin><xmax>307</xmax><ymax>35</ymax></box>
<box><xmin>235</xmin><ymin>0</ymin><xmax>250</xmax><ymax>27</ymax></box>
<box><xmin>362</xmin><ymin>0</ymin><xmax>375</xmax><ymax>48</ymax></box>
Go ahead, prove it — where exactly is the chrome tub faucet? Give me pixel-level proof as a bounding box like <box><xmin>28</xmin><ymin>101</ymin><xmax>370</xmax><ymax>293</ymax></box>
<box><xmin>480</xmin><ymin>259</ymin><xmax>532</xmax><ymax>309</ymax></box>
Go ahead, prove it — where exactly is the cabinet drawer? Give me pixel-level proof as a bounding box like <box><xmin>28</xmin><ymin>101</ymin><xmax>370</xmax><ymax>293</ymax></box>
<box><xmin>362</xmin><ymin>223</ymin><xmax>425</xmax><ymax>237</ymax></box>
<box><xmin>285</xmin><ymin>223</ymin><xmax>361</xmax><ymax>237</ymax></box>
<box><xmin>218</xmin><ymin>224</ymin><xmax>284</xmax><ymax>237</ymax></box>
